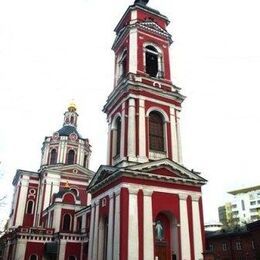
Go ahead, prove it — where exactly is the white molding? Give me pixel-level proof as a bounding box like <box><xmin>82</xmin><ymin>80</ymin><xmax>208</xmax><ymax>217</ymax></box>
<box><xmin>179</xmin><ymin>194</ymin><xmax>191</xmax><ymax>259</ymax></box>
<box><xmin>128</xmin><ymin>192</ymin><xmax>139</xmax><ymax>260</ymax></box>
<box><xmin>129</xmin><ymin>28</ymin><xmax>138</xmax><ymax>73</ymax></box>
<box><xmin>127</xmin><ymin>98</ymin><xmax>136</xmax><ymax>159</ymax></box>
<box><xmin>192</xmin><ymin>199</ymin><xmax>203</xmax><ymax>259</ymax></box>
<box><xmin>143</xmin><ymin>192</ymin><xmax>154</xmax><ymax>260</ymax></box>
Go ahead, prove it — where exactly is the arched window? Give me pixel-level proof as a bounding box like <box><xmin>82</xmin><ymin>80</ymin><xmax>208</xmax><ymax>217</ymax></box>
<box><xmin>119</xmin><ymin>50</ymin><xmax>127</xmax><ymax>79</ymax></box>
<box><xmin>115</xmin><ymin>117</ymin><xmax>121</xmax><ymax>156</ymax></box>
<box><xmin>50</xmin><ymin>149</ymin><xmax>57</xmax><ymax>165</ymax></box>
<box><xmin>70</xmin><ymin>116</ymin><xmax>74</xmax><ymax>124</ymax></box>
<box><xmin>70</xmin><ymin>188</ymin><xmax>78</xmax><ymax>197</ymax></box>
<box><xmin>67</xmin><ymin>150</ymin><xmax>75</xmax><ymax>164</ymax></box>
<box><xmin>149</xmin><ymin>111</ymin><xmax>164</xmax><ymax>151</ymax></box>
<box><xmin>26</xmin><ymin>200</ymin><xmax>34</xmax><ymax>214</ymax></box>
<box><xmin>145</xmin><ymin>45</ymin><xmax>163</xmax><ymax>78</ymax></box>
<box><xmin>29</xmin><ymin>255</ymin><xmax>38</xmax><ymax>260</ymax></box>
<box><xmin>62</xmin><ymin>214</ymin><xmax>71</xmax><ymax>232</ymax></box>
<box><xmin>83</xmin><ymin>154</ymin><xmax>88</xmax><ymax>168</ymax></box>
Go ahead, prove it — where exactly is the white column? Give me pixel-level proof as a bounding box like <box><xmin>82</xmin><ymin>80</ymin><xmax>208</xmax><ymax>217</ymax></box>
<box><xmin>92</xmin><ymin>202</ymin><xmax>100</xmax><ymax>260</ymax></box>
<box><xmin>191</xmin><ymin>194</ymin><xmax>203</xmax><ymax>260</ymax></box>
<box><xmin>107</xmin><ymin>120</ymin><xmax>112</xmax><ymax>164</ymax></box>
<box><xmin>107</xmin><ymin>194</ymin><xmax>114</xmax><ymax>260</ymax></box>
<box><xmin>127</xmin><ymin>98</ymin><xmax>136</xmax><ymax>160</ymax></box>
<box><xmin>179</xmin><ymin>193</ymin><xmax>191</xmax><ymax>260</ymax></box>
<box><xmin>53</xmin><ymin>204</ymin><xmax>62</xmax><ymax>232</ymax></box>
<box><xmin>129</xmin><ymin>28</ymin><xmax>138</xmax><ymax>73</ymax></box>
<box><xmin>120</xmin><ymin>102</ymin><xmax>126</xmax><ymax>158</ymax></box>
<box><xmin>143</xmin><ymin>190</ymin><xmax>154</xmax><ymax>260</ymax></box>
<box><xmin>170</xmin><ymin>106</ymin><xmax>179</xmax><ymax>163</ymax></box>
<box><xmin>176</xmin><ymin>110</ymin><xmax>183</xmax><ymax>164</ymax></box>
<box><xmin>15</xmin><ymin>177</ymin><xmax>29</xmax><ymax>226</ymax></box>
<box><xmin>14</xmin><ymin>240</ymin><xmax>27</xmax><ymax>260</ymax></box>
<box><xmin>88</xmin><ymin>204</ymin><xmax>96</xmax><ymax>260</ymax></box>
<box><xmin>138</xmin><ymin>99</ymin><xmax>147</xmax><ymax>162</ymax></box>
<box><xmin>59</xmin><ymin>240</ymin><xmax>66</xmax><ymax>260</ymax></box>
<box><xmin>113</xmin><ymin>189</ymin><xmax>121</xmax><ymax>260</ymax></box>
<box><xmin>128</xmin><ymin>188</ymin><xmax>139</xmax><ymax>260</ymax></box>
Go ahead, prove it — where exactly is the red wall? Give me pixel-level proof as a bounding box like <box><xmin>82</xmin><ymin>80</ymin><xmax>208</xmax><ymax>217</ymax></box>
<box><xmin>25</xmin><ymin>242</ymin><xmax>45</xmax><ymax>260</ymax></box>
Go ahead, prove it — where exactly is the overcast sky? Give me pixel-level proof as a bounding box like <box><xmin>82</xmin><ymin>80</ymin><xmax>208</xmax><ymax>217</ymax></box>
<box><xmin>1</xmin><ymin>0</ymin><xmax>260</xmax><ymax>228</ymax></box>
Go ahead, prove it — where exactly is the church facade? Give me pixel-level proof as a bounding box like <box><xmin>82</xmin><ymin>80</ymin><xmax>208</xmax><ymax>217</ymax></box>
<box><xmin>0</xmin><ymin>1</ymin><xmax>207</xmax><ymax>260</ymax></box>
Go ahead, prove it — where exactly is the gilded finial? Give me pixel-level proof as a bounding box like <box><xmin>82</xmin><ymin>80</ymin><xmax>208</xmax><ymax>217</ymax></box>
<box><xmin>68</xmin><ymin>100</ymin><xmax>77</xmax><ymax>112</ymax></box>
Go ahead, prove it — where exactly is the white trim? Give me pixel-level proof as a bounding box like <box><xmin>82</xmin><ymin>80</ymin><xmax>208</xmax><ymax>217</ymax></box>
<box><xmin>143</xmin><ymin>191</ymin><xmax>154</xmax><ymax>260</ymax></box>
<box><xmin>146</xmin><ymin>106</ymin><xmax>170</xmax><ymax>122</ymax></box>
<box><xmin>179</xmin><ymin>194</ymin><xmax>191</xmax><ymax>259</ymax></box>
<box><xmin>129</xmin><ymin>28</ymin><xmax>138</xmax><ymax>73</ymax></box>
<box><xmin>191</xmin><ymin>196</ymin><xmax>203</xmax><ymax>259</ymax></box>
<box><xmin>128</xmin><ymin>189</ymin><xmax>139</xmax><ymax>260</ymax></box>
<box><xmin>107</xmin><ymin>195</ymin><xmax>114</xmax><ymax>260</ymax></box>
<box><xmin>93</xmin><ymin>203</ymin><xmax>100</xmax><ymax>260</ymax></box>
<box><xmin>120</xmin><ymin>102</ymin><xmax>126</xmax><ymax>158</ymax></box>
<box><xmin>127</xmin><ymin>98</ymin><xmax>136</xmax><ymax>159</ymax></box>
<box><xmin>138</xmin><ymin>98</ymin><xmax>147</xmax><ymax>161</ymax></box>
<box><xmin>113</xmin><ymin>191</ymin><xmax>120</xmax><ymax>260</ymax></box>
<box><xmin>170</xmin><ymin>106</ymin><xmax>179</xmax><ymax>162</ymax></box>
<box><xmin>88</xmin><ymin>205</ymin><xmax>96</xmax><ymax>260</ymax></box>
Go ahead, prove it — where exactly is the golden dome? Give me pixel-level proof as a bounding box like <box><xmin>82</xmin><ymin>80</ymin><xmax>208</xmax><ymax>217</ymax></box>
<box><xmin>68</xmin><ymin>101</ymin><xmax>77</xmax><ymax>112</ymax></box>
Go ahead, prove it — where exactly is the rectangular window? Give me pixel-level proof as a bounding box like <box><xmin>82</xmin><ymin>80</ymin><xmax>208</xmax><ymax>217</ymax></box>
<box><xmin>209</xmin><ymin>244</ymin><xmax>214</xmax><ymax>252</ymax></box>
<box><xmin>232</xmin><ymin>204</ymin><xmax>237</xmax><ymax>208</ymax></box>
<box><xmin>250</xmin><ymin>201</ymin><xmax>256</xmax><ymax>206</ymax></box>
<box><xmin>222</xmin><ymin>242</ymin><xmax>227</xmax><ymax>251</ymax></box>
<box><xmin>236</xmin><ymin>241</ymin><xmax>242</xmax><ymax>250</ymax></box>
<box><xmin>241</xmin><ymin>200</ymin><xmax>245</xmax><ymax>211</ymax></box>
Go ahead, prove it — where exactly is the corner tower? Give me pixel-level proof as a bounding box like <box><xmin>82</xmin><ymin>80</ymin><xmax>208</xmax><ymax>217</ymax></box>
<box><xmin>104</xmin><ymin>0</ymin><xmax>185</xmax><ymax>167</ymax></box>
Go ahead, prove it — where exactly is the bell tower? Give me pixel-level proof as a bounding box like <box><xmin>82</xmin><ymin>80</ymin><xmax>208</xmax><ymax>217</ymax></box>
<box><xmin>88</xmin><ymin>2</ymin><xmax>207</xmax><ymax>260</ymax></box>
<box><xmin>104</xmin><ymin>0</ymin><xmax>185</xmax><ymax>167</ymax></box>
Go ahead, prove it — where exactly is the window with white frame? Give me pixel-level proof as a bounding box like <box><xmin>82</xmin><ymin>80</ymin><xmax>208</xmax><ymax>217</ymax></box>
<box><xmin>236</xmin><ymin>241</ymin><xmax>242</xmax><ymax>250</ymax></box>
<box><xmin>144</xmin><ymin>44</ymin><xmax>163</xmax><ymax>78</ymax></box>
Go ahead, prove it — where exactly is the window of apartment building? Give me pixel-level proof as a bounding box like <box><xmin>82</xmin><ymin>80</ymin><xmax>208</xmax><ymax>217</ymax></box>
<box><xmin>241</xmin><ymin>200</ymin><xmax>245</xmax><ymax>210</ymax></box>
<box><xmin>232</xmin><ymin>204</ymin><xmax>237</xmax><ymax>208</ymax></box>
<box><xmin>209</xmin><ymin>244</ymin><xmax>214</xmax><ymax>252</ymax></box>
<box><xmin>236</xmin><ymin>241</ymin><xmax>242</xmax><ymax>250</ymax></box>
<box><xmin>222</xmin><ymin>242</ymin><xmax>227</xmax><ymax>251</ymax></box>
<box><xmin>257</xmin><ymin>200</ymin><xmax>260</xmax><ymax>204</ymax></box>
<box><xmin>249</xmin><ymin>194</ymin><xmax>255</xmax><ymax>200</ymax></box>
<box><xmin>250</xmin><ymin>201</ymin><xmax>256</xmax><ymax>206</ymax></box>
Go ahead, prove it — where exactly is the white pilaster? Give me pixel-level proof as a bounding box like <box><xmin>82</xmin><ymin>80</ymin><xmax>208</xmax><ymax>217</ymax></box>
<box><xmin>15</xmin><ymin>177</ymin><xmax>29</xmax><ymax>226</ymax></box>
<box><xmin>179</xmin><ymin>193</ymin><xmax>191</xmax><ymax>260</ymax></box>
<box><xmin>143</xmin><ymin>190</ymin><xmax>154</xmax><ymax>260</ymax></box>
<box><xmin>107</xmin><ymin>194</ymin><xmax>114</xmax><ymax>260</ymax></box>
<box><xmin>129</xmin><ymin>28</ymin><xmax>138</xmax><ymax>73</ymax></box>
<box><xmin>88</xmin><ymin>204</ymin><xmax>96</xmax><ymax>260</ymax></box>
<box><xmin>170</xmin><ymin>107</ymin><xmax>179</xmax><ymax>163</ymax></box>
<box><xmin>59</xmin><ymin>240</ymin><xmax>66</xmax><ymax>260</ymax></box>
<box><xmin>176</xmin><ymin>110</ymin><xmax>183</xmax><ymax>164</ymax></box>
<box><xmin>127</xmin><ymin>98</ymin><xmax>136</xmax><ymax>160</ymax></box>
<box><xmin>128</xmin><ymin>188</ymin><xmax>139</xmax><ymax>260</ymax></box>
<box><xmin>191</xmin><ymin>194</ymin><xmax>203</xmax><ymax>260</ymax></box>
<box><xmin>138</xmin><ymin>99</ymin><xmax>147</xmax><ymax>162</ymax></box>
<box><xmin>53</xmin><ymin>204</ymin><xmax>62</xmax><ymax>232</ymax></box>
<box><xmin>92</xmin><ymin>202</ymin><xmax>100</xmax><ymax>260</ymax></box>
<box><xmin>14</xmin><ymin>240</ymin><xmax>27</xmax><ymax>260</ymax></box>
<box><xmin>107</xmin><ymin>120</ymin><xmax>112</xmax><ymax>164</ymax></box>
<box><xmin>120</xmin><ymin>102</ymin><xmax>126</xmax><ymax>158</ymax></box>
<box><xmin>113</xmin><ymin>189</ymin><xmax>121</xmax><ymax>260</ymax></box>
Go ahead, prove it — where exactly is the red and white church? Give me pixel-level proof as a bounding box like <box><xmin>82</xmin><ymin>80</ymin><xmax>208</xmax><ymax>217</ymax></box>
<box><xmin>1</xmin><ymin>0</ymin><xmax>207</xmax><ymax>259</ymax></box>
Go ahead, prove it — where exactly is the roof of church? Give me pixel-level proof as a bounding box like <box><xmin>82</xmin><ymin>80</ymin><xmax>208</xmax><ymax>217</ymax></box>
<box><xmin>57</xmin><ymin>125</ymin><xmax>82</xmax><ymax>138</ymax></box>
